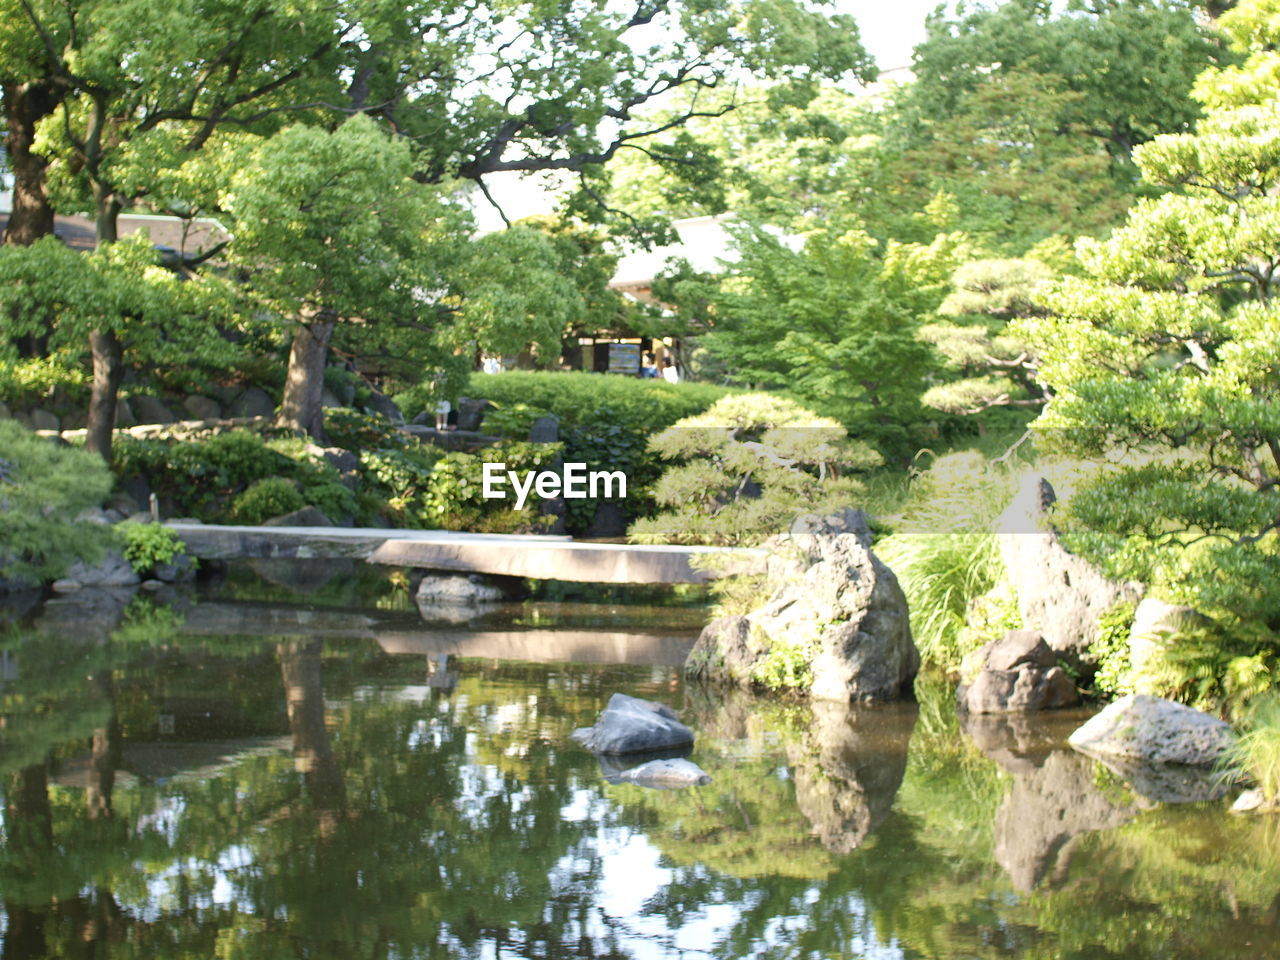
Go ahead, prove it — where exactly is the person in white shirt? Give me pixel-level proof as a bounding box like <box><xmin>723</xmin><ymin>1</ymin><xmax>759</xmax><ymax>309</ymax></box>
<box><xmin>661</xmin><ymin>358</ymin><xmax>679</xmax><ymax>384</ymax></box>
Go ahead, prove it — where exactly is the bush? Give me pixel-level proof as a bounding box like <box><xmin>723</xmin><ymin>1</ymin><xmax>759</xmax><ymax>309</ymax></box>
<box><xmin>114</xmin><ymin>428</ymin><xmax>357</xmax><ymax>523</ymax></box>
<box><xmin>117</xmin><ymin>521</ymin><xmax>190</xmax><ymax>574</ymax></box>
<box><xmin>323</xmin><ymin>408</ymin><xmax>409</xmax><ymax>450</ymax></box>
<box><xmin>399</xmin><ymin>371</ymin><xmax>737</xmax><ymax>533</ymax></box>
<box><xmin>0</xmin><ymin>421</ymin><xmax>113</xmax><ymax>584</ymax></box>
<box><xmin>229</xmin><ymin>477</ymin><xmax>307</xmax><ymax>524</ymax></box>
<box><xmin>628</xmin><ymin>393</ymin><xmax>881</xmax><ymax>546</ymax></box>
<box><xmin>1223</xmin><ymin>694</ymin><xmax>1280</xmax><ymax>806</ymax></box>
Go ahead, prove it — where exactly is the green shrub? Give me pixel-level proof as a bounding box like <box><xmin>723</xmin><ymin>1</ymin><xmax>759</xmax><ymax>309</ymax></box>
<box><xmin>0</xmin><ymin>355</ymin><xmax>90</xmax><ymax>408</ymax></box>
<box><xmin>229</xmin><ymin>477</ymin><xmax>306</xmax><ymax>524</ymax></box>
<box><xmin>323</xmin><ymin>408</ymin><xmax>409</xmax><ymax>450</ymax></box>
<box><xmin>458</xmin><ymin>370</ymin><xmax>733</xmax><ymax>428</ymax></box>
<box><xmin>1133</xmin><ymin>620</ymin><xmax>1277</xmax><ymax>720</ymax></box>
<box><xmin>116</xmin><ymin>521</ymin><xmax>191</xmax><ymax>574</ymax></box>
<box><xmin>628</xmin><ymin>393</ymin><xmax>880</xmax><ymax>546</ymax></box>
<box><xmin>0</xmin><ymin>420</ymin><xmax>113</xmax><ymax>584</ymax></box>
<box><xmin>482</xmin><ymin>402</ymin><xmax>550</xmax><ymax>440</ymax></box>
<box><xmin>1091</xmin><ymin>601</ymin><xmax>1138</xmax><ymax>697</ymax></box>
<box><xmin>1223</xmin><ymin>694</ymin><xmax>1280</xmax><ymax>806</ymax></box>
<box><xmin>397</xmin><ymin>371</ymin><xmax>736</xmax><ymax>534</ymax></box>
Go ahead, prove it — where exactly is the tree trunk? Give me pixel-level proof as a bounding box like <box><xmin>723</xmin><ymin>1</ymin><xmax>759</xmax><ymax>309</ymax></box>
<box><xmin>278</xmin><ymin>310</ymin><xmax>337</xmax><ymax>440</ymax></box>
<box><xmin>84</xmin><ymin>191</ymin><xmax>123</xmax><ymax>461</ymax></box>
<box><xmin>85</xmin><ymin>670</ymin><xmax>120</xmax><ymax>821</ymax></box>
<box><xmin>279</xmin><ymin>639</ymin><xmax>345</xmax><ymax>817</ymax></box>
<box><xmin>1</xmin><ymin>81</ymin><xmax>58</xmax><ymax>247</ymax></box>
<box><xmin>85</xmin><ymin>329</ymin><xmax>125</xmax><ymax>461</ymax></box>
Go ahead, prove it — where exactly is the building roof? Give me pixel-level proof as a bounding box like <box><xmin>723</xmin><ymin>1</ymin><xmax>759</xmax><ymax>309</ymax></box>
<box><xmin>609</xmin><ymin>214</ymin><xmax>738</xmax><ymax>293</ymax></box>
<box><xmin>0</xmin><ymin>210</ymin><xmax>229</xmax><ymax>261</ymax></box>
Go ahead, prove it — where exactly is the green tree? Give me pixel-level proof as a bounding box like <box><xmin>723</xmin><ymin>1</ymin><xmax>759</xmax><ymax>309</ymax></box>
<box><xmin>1015</xmin><ymin>0</ymin><xmax>1280</xmax><ymax>630</ymax></box>
<box><xmin>703</xmin><ymin>221</ymin><xmax>965</xmax><ymax>459</ymax></box>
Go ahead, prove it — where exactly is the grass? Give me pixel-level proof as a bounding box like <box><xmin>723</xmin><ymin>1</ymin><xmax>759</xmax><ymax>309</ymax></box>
<box><xmin>1223</xmin><ymin>693</ymin><xmax>1280</xmax><ymax>806</ymax></box>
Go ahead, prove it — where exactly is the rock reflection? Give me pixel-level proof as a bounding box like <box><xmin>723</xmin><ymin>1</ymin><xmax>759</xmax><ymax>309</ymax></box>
<box><xmin>962</xmin><ymin>711</ymin><xmax>1142</xmax><ymax>892</ymax></box>
<box><xmin>681</xmin><ymin>686</ymin><xmax>915</xmax><ymax>858</ymax></box>
<box><xmin>787</xmin><ymin>699</ymin><xmax>915</xmax><ymax>853</ymax></box>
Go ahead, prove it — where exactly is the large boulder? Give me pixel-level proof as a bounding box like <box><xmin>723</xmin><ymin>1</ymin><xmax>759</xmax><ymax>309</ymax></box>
<box><xmin>228</xmin><ymin>387</ymin><xmax>276</xmax><ymax>419</ymax></box>
<box><xmin>182</xmin><ymin>395</ymin><xmax>222</xmax><ymax>421</ymax></box>
<box><xmin>571</xmin><ymin>693</ymin><xmax>696</xmax><ymax>755</ymax></box>
<box><xmin>262</xmin><ymin>506</ymin><xmax>333</xmax><ymax>527</ymax></box>
<box><xmin>997</xmin><ymin>475</ymin><xmax>1141</xmax><ymax>669</ymax></box>
<box><xmin>957</xmin><ymin>630</ymin><xmax>1079</xmax><ymax>714</ymax></box>
<box><xmin>60</xmin><ymin>549</ymin><xmax>141</xmax><ymax>589</ymax></box>
<box><xmin>1068</xmin><ymin>694</ymin><xmax>1235</xmax><ymax>767</ymax></box>
<box><xmin>687</xmin><ymin>509</ymin><xmax>918</xmax><ymax>702</ymax></box>
<box><xmin>132</xmin><ymin>395</ymin><xmax>177</xmax><ymax>425</ymax></box>
<box><xmin>455</xmin><ymin>397</ymin><xmax>493</xmax><ymax>432</ymax></box>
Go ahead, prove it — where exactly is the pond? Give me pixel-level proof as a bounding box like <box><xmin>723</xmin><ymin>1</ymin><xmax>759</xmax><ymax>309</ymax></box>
<box><xmin>1</xmin><ymin>564</ymin><xmax>1277</xmax><ymax>959</ymax></box>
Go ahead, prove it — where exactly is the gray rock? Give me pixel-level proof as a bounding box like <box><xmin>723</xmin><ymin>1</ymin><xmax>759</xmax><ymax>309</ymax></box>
<box><xmin>583</xmin><ymin>501</ymin><xmax>627</xmax><ymax>538</ymax></box>
<box><xmin>686</xmin><ymin>508</ymin><xmax>918</xmax><ymax>702</ymax></box>
<box><xmin>140</xmin><ymin>579</ymin><xmax>165</xmax><ymax>591</ymax></box>
<box><xmin>132</xmin><ymin>395</ymin><xmax>177</xmax><ymax>424</ymax></box>
<box><xmin>51</xmin><ymin>578</ymin><xmax>83</xmax><ymax>593</ymax></box>
<box><xmin>229</xmin><ymin>387</ymin><xmax>276</xmax><ymax>419</ymax></box>
<box><xmin>528</xmin><ymin>414</ymin><xmax>559</xmax><ymax>443</ymax></box>
<box><xmin>416</xmin><ymin>573</ymin><xmax>507</xmax><ymax>607</ymax></box>
<box><xmin>63</xmin><ymin>549</ymin><xmax>141</xmax><ymax>587</ymax></box>
<box><xmin>1231</xmin><ymin>788</ymin><xmax>1275</xmax><ymax>814</ymax></box>
<box><xmin>102</xmin><ymin>508</ymin><xmax>126</xmax><ymax>524</ymax></box>
<box><xmin>571</xmin><ymin>693</ymin><xmax>696</xmax><ymax>755</ymax></box>
<box><xmin>609</xmin><ymin>758</ymin><xmax>711</xmax><ymax>789</ymax></box>
<box><xmin>75</xmin><ymin>507</ymin><xmax>114</xmax><ymax>526</ymax></box>
<box><xmin>321</xmin><ymin>388</ymin><xmax>343</xmax><ymax>409</ymax></box>
<box><xmin>958</xmin><ymin>631</ymin><xmax>1079</xmax><ymax>714</ymax></box>
<box><xmin>1068</xmin><ymin>694</ymin><xmax>1235</xmax><ymax>766</ymax></box>
<box><xmin>114</xmin><ymin>398</ymin><xmax>137</xmax><ymax>428</ymax></box>
<box><xmin>30</xmin><ymin>408</ymin><xmax>59</xmax><ymax>431</ymax></box>
<box><xmin>182</xmin><ymin>395</ymin><xmax>222</xmax><ymax>420</ymax></box>
<box><xmin>153</xmin><ymin>553</ymin><xmax>196</xmax><ymax>583</ymax></box>
<box><xmin>207</xmin><ymin>383</ymin><xmax>243</xmax><ymax>406</ymax></box>
<box><xmin>997</xmin><ymin>475</ymin><xmax>1142</xmax><ymax>668</ymax></box>
<box><xmin>262</xmin><ymin>506</ymin><xmax>333</xmax><ymax>527</ymax></box>
<box><xmin>363</xmin><ymin>388</ymin><xmax>404</xmax><ymax>425</ymax></box>
<box><xmin>455</xmin><ymin>397</ymin><xmax>493</xmax><ymax>431</ymax></box>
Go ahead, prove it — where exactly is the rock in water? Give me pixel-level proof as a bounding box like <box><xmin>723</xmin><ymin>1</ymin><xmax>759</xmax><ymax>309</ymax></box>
<box><xmin>571</xmin><ymin>693</ymin><xmax>696</xmax><ymax>755</ymax></box>
<box><xmin>996</xmin><ymin>474</ymin><xmax>1142</xmax><ymax>670</ymax></box>
<box><xmin>1068</xmin><ymin>694</ymin><xmax>1235</xmax><ymax>766</ymax></box>
<box><xmin>957</xmin><ymin>630</ymin><xmax>1079</xmax><ymax>714</ymax></box>
<box><xmin>687</xmin><ymin>508</ymin><xmax>918</xmax><ymax>702</ymax></box>
<box><xmin>610</xmin><ymin>758</ymin><xmax>711</xmax><ymax>789</ymax></box>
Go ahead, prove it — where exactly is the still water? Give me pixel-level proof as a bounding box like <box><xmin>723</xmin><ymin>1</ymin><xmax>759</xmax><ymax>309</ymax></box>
<box><xmin>1</xmin><ymin>565</ymin><xmax>1278</xmax><ymax>959</ymax></box>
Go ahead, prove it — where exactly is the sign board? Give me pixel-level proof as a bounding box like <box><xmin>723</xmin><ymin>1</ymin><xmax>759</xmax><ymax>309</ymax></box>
<box><xmin>607</xmin><ymin>342</ymin><xmax>641</xmax><ymax>375</ymax></box>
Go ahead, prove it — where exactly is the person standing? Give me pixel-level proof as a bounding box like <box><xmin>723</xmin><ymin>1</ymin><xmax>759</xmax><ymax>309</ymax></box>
<box><xmin>661</xmin><ymin>358</ymin><xmax>679</xmax><ymax>384</ymax></box>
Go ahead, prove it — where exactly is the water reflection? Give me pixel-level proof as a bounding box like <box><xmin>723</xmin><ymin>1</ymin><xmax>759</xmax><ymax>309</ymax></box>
<box><xmin>0</xmin><ymin>581</ymin><xmax>1277</xmax><ymax>959</ymax></box>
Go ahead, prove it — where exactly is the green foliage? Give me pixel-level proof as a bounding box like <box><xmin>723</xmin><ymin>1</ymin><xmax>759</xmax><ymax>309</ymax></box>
<box><xmin>0</xmin><ymin>420</ymin><xmax>113</xmax><ymax>583</ymax></box>
<box><xmin>1133</xmin><ymin>621</ymin><xmax>1277</xmax><ymax>720</ymax></box>
<box><xmin>322</xmin><ymin>408</ymin><xmax>409</xmax><ymax>451</ymax></box>
<box><xmin>0</xmin><ymin>355</ymin><xmax>89</xmax><ymax>408</ymax></box>
<box><xmin>1016</xmin><ymin>8</ymin><xmax>1280</xmax><ymax>626</ymax></box>
<box><xmin>1223</xmin><ymin>693</ymin><xmax>1280</xmax><ymax>804</ymax></box>
<box><xmin>113</xmin><ymin>428</ymin><xmax>354</xmax><ymax>523</ymax></box>
<box><xmin>749</xmin><ymin>626</ymin><xmax>818</xmax><ymax>691</ymax></box>
<box><xmin>116</xmin><ymin>521</ymin><xmax>189</xmax><ymax>574</ymax></box>
<box><xmin>629</xmin><ymin>393</ymin><xmax>881</xmax><ymax>546</ymax></box>
<box><xmin>441</xmin><ymin>370</ymin><xmax>734</xmax><ymax>430</ymax></box>
<box><xmin>482</xmin><ymin>403</ymin><xmax>551</xmax><ymax>440</ymax></box>
<box><xmin>875</xmin><ymin>452</ymin><xmax>1019</xmax><ymax>671</ymax></box>
<box><xmin>1091</xmin><ymin>601</ymin><xmax>1139</xmax><ymax>698</ymax></box>
<box><xmin>229</xmin><ymin>477</ymin><xmax>307</xmax><ymax>525</ymax></box>
<box><xmin>700</xmin><ymin>222</ymin><xmax>965</xmax><ymax>460</ymax></box>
